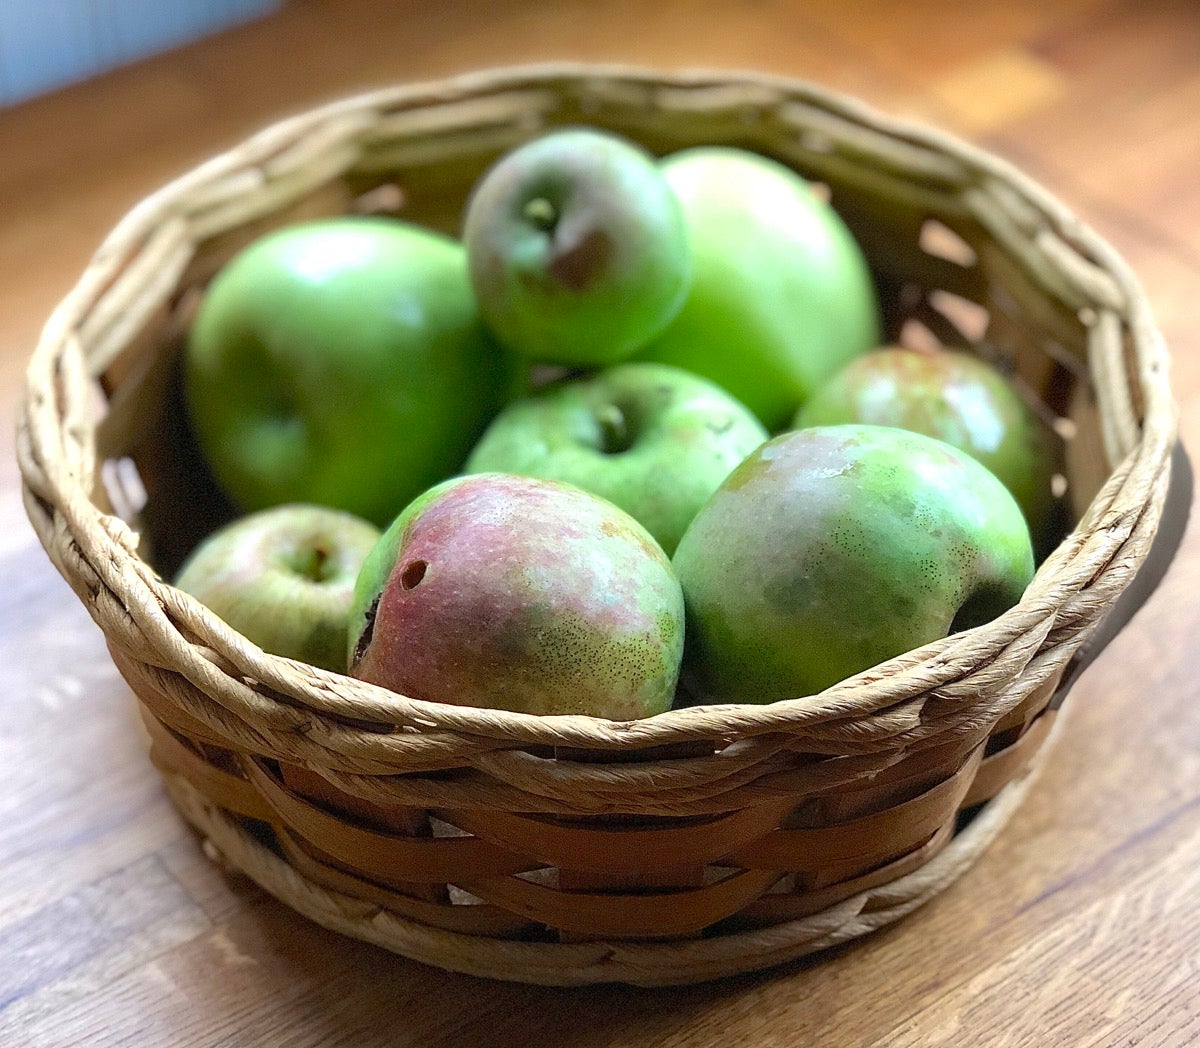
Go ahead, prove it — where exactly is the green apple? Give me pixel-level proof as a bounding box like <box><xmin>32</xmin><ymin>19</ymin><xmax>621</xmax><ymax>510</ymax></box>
<box><xmin>175</xmin><ymin>504</ymin><xmax>381</xmax><ymax>672</ymax></box>
<box><xmin>463</xmin><ymin>363</ymin><xmax>768</xmax><ymax>555</ymax></box>
<box><xmin>796</xmin><ymin>346</ymin><xmax>1060</xmax><ymax>554</ymax></box>
<box><xmin>349</xmin><ymin>474</ymin><xmax>685</xmax><ymax>719</ymax></box>
<box><xmin>635</xmin><ymin>147</ymin><xmax>880</xmax><ymax>429</ymax></box>
<box><xmin>185</xmin><ymin>216</ymin><xmax>516</xmax><ymax>527</ymax></box>
<box><xmin>463</xmin><ymin>128</ymin><xmax>690</xmax><ymax>366</ymax></box>
<box><xmin>673</xmin><ymin>424</ymin><xmax>1035</xmax><ymax>703</ymax></box>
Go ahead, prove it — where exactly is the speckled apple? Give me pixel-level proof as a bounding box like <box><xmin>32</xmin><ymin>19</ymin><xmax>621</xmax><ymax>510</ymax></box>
<box><xmin>348</xmin><ymin>474</ymin><xmax>685</xmax><ymax>718</ymax></box>
<box><xmin>463</xmin><ymin>128</ymin><xmax>690</xmax><ymax>366</ymax></box>
<box><xmin>174</xmin><ymin>504</ymin><xmax>381</xmax><ymax>673</ymax></box>
<box><xmin>796</xmin><ymin>346</ymin><xmax>1060</xmax><ymax>554</ymax></box>
<box><xmin>464</xmin><ymin>363</ymin><xmax>768</xmax><ymax>555</ymax></box>
<box><xmin>673</xmin><ymin>424</ymin><xmax>1035</xmax><ymax>703</ymax></box>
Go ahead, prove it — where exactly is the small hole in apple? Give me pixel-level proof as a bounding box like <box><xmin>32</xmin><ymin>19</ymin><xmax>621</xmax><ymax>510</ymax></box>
<box><xmin>401</xmin><ymin>560</ymin><xmax>428</xmax><ymax>590</ymax></box>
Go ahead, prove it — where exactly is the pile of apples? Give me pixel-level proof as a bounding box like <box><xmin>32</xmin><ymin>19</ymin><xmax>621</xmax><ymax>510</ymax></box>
<box><xmin>177</xmin><ymin>127</ymin><xmax>1055</xmax><ymax>718</ymax></box>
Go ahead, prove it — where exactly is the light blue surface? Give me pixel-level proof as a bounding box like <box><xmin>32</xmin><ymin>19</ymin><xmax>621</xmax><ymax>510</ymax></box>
<box><xmin>0</xmin><ymin>0</ymin><xmax>279</xmax><ymax>106</ymax></box>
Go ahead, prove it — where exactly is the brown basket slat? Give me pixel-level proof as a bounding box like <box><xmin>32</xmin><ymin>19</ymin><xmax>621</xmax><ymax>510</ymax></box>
<box><xmin>242</xmin><ymin>758</ymin><xmax>540</xmax><ymax>881</ymax></box>
<box><xmin>143</xmin><ymin>708</ymin><xmax>272</xmax><ymax>822</ymax></box>
<box><xmin>458</xmin><ymin>867</ymin><xmax>783</xmax><ymax>940</ymax></box>
<box><xmin>729</xmin><ymin>745</ymin><xmax>982</xmax><ymax>874</ymax></box>
<box><xmin>445</xmin><ymin>802</ymin><xmax>797</xmax><ymax>876</ymax></box>
<box><xmin>963</xmin><ymin>711</ymin><xmax>1058</xmax><ymax>809</ymax></box>
<box><xmin>275</xmin><ymin>829</ymin><xmax>540</xmax><ymax>938</ymax></box>
<box><xmin>737</xmin><ymin>821</ymin><xmax>957</xmax><ymax>924</ymax></box>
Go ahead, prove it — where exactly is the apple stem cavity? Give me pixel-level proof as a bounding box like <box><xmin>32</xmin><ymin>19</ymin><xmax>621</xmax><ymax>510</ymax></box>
<box><xmin>596</xmin><ymin>403</ymin><xmax>633</xmax><ymax>454</ymax></box>
<box><xmin>522</xmin><ymin>196</ymin><xmax>559</xmax><ymax>233</ymax></box>
<box><xmin>288</xmin><ymin>544</ymin><xmax>336</xmax><ymax>584</ymax></box>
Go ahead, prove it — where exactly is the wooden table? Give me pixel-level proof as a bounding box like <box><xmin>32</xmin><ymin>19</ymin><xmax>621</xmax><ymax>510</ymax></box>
<box><xmin>2</xmin><ymin>2</ymin><xmax>1198</xmax><ymax>1044</ymax></box>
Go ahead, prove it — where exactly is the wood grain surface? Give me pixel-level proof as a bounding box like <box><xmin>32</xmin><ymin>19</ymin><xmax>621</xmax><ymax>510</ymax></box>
<box><xmin>2</xmin><ymin>1</ymin><xmax>1198</xmax><ymax>1045</ymax></box>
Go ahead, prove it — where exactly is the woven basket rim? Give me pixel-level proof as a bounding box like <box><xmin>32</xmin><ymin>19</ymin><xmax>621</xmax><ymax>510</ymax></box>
<box><xmin>18</xmin><ymin>62</ymin><xmax>1178</xmax><ymax>755</ymax></box>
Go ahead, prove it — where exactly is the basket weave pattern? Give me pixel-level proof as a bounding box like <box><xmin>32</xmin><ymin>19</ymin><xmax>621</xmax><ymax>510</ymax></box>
<box><xmin>18</xmin><ymin>65</ymin><xmax>1176</xmax><ymax>986</ymax></box>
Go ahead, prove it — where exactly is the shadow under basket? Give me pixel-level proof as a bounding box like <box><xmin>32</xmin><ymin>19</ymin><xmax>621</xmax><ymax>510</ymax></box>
<box><xmin>18</xmin><ymin>65</ymin><xmax>1187</xmax><ymax>987</ymax></box>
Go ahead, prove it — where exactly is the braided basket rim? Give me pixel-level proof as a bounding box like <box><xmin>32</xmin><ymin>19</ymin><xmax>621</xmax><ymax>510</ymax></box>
<box><xmin>17</xmin><ymin>60</ymin><xmax>1178</xmax><ymax>760</ymax></box>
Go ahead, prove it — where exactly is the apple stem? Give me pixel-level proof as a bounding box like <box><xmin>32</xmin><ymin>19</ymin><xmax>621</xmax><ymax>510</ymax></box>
<box><xmin>291</xmin><ymin>545</ymin><xmax>333</xmax><ymax>583</ymax></box>
<box><xmin>597</xmin><ymin>404</ymin><xmax>630</xmax><ymax>454</ymax></box>
<box><xmin>523</xmin><ymin>196</ymin><xmax>558</xmax><ymax>232</ymax></box>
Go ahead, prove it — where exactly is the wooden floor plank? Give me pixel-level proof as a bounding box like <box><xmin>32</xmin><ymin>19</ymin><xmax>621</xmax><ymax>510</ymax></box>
<box><xmin>993</xmin><ymin>0</ymin><xmax>1200</xmax><ymax>257</ymax></box>
<box><xmin>877</xmin><ymin>810</ymin><xmax>1200</xmax><ymax>1048</ymax></box>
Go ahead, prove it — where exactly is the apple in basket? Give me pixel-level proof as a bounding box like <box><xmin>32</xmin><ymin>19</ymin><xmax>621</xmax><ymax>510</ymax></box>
<box><xmin>463</xmin><ymin>127</ymin><xmax>691</xmax><ymax>366</ymax></box>
<box><xmin>464</xmin><ymin>362</ymin><xmax>768</xmax><ymax>555</ymax></box>
<box><xmin>673</xmin><ymin>424</ymin><xmax>1036</xmax><ymax>703</ymax></box>
<box><xmin>347</xmin><ymin>473</ymin><xmax>685</xmax><ymax>718</ymax></box>
<box><xmin>796</xmin><ymin>345</ymin><xmax>1060</xmax><ymax>555</ymax></box>
<box><xmin>174</xmin><ymin>504</ymin><xmax>380</xmax><ymax>673</ymax></box>
<box><xmin>184</xmin><ymin>216</ymin><xmax>518</xmax><ymax>527</ymax></box>
<box><xmin>635</xmin><ymin>146</ymin><xmax>882</xmax><ymax>429</ymax></box>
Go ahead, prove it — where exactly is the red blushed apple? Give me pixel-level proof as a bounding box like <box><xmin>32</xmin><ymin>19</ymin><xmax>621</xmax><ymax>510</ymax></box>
<box><xmin>348</xmin><ymin>474</ymin><xmax>685</xmax><ymax>718</ymax></box>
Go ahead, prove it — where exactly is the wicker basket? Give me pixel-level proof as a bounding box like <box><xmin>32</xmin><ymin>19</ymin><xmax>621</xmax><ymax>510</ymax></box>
<box><xmin>19</xmin><ymin>64</ymin><xmax>1179</xmax><ymax>987</ymax></box>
